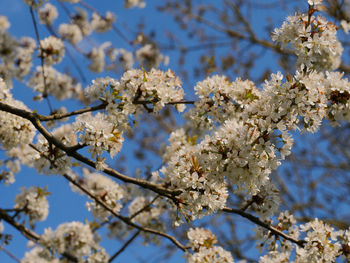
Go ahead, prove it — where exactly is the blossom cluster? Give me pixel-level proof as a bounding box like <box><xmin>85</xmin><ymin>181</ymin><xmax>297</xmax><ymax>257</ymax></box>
<box><xmin>38</xmin><ymin>3</ymin><xmax>58</xmax><ymax>25</ymax></box>
<box><xmin>85</xmin><ymin>69</ymin><xmax>185</xmax><ymax>132</ymax></box>
<box><xmin>186</xmin><ymin>228</ymin><xmax>234</xmax><ymax>263</ymax></box>
<box><xmin>257</xmin><ymin>212</ymin><xmax>350</xmax><ymax>262</ymax></box>
<box><xmin>6</xmin><ymin>124</ymin><xmax>77</xmax><ymax>177</ymax></box>
<box><xmin>135</xmin><ymin>44</ymin><xmax>169</xmax><ymax>69</ymax></box>
<box><xmin>73</xmin><ymin>112</ymin><xmax>124</xmax><ymax>165</ymax></box>
<box><xmin>40</xmin><ymin>36</ymin><xmax>65</xmax><ymax>66</ymax></box>
<box><xmin>0</xmin><ymin>16</ymin><xmax>36</xmax><ymax>82</ymax></box>
<box><xmin>128</xmin><ymin>196</ymin><xmax>161</xmax><ymax>226</ymax></box>
<box><xmin>0</xmin><ymin>158</ymin><xmax>20</xmax><ymax>185</ymax></box>
<box><xmin>158</xmin><ymin>54</ymin><xmax>350</xmax><ymax>222</ymax></box>
<box><xmin>22</xmin><ymin>221</ymin><xmax>109</xmax><ymax>263</ymax></box>
<box><xmin>34</xmin><ymin>124</ymin><xmax>77</xmax><ymax>175</ymax></box>
<box><xmin>4</xmin><ymin>69</ymin><xmax>185</xmax><ymax>177</ymax></box>
<box><xmin>255</xmin><ymin>211</ymin><xmax>299</xmax><ymax>254</ymax></box>
<box><xmin>185</xmin><ymin>76</ymin><xmax>260</xmax><ymax>131</ymax></box>
<box><xmin>14</xmin><ymin>186</ymin><xmax>49</xmax><ymax>227</ymax></box>
<box><xmin>28</xmin><ymin>66</ymin><xmax>82</xmax><ymax>101</ymax></box>
<box><xmin>272</xmin><ymin>10</ymin><xmax>343</xmax><ymax>71</ymax></box>
<box><xmin>0</xmin><ymin>79</ymin><xmax>36</xmax><ymax>151</ymax></box>
<box><xmin>125</xmin><ymin>0</ymin><xmax>146</xmax><ymax>9</ymax></box>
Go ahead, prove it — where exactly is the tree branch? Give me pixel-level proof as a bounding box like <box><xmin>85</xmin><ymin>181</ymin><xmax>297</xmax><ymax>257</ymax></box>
<box><xmin>222</xmin><ymin>207</ymin><xmax>306</xmax><ymax>247</ymax></box>
<box><xmin>0</xmin><ymin>101</ymin><xmax>181</xmax><ymax>201</ymax></box>
<box><xmin>0</xmin><ymin>209</ymin><xmax>39</xmax><ymax>242</ymax></box>
<box><xmin>63</xmin><ymin>173</ymin><xmax>187</xmax><ymax>252</ymax></box>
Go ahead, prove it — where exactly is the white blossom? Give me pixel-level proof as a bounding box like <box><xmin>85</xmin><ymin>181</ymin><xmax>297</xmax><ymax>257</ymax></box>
<box><xmin>28</xmin><ymin>66</ymin><xmax>82</xmax><ymax>100</ymax></box>
<box><xmin>108</xmin><ymin>48</ymin><xmax>134</xmax><ymax>70</ymax></box>
<box><xmin>259</xmin><ymin>251</ymin><xmax>290</xmax><ymax>263</ymax></box>
<box><xmin>296</xmin><ymin>219</ymin><xmax>343</xmax><ymax>262</ymax></box>
<box><xmin>88</xmin><ymin>42</ymin><xmax>110</xmax><ymax>72</ymax></box>
<box><xmin>117</xmin><ymin>68</ymin><xmax>185</xmax><ymax>113</ymax></box>
<box><xmin>250</xmin><ymin>182</ymin><xmax>281</xmax><ymax>219</ymax></box>
<box><xmin>187</xmin><ymin>227</ymin><xmax>217</xmax><ymax>250</ymax></box>
<box><xmin>340</xmin><ymin>229</ymin><xmax>350</xmax><ymax>261</ymax></box>
<box><xmin>186</xmin><ymin>246</ymin><xmax>234</xmax><ymax>263</ymax></box>
<box><xmin>125</xmin><ymin>0</ymin><xmax>146</xmax><ymax>8</ymax></box>
<box><xmin>40</xmin><ymin>36</ymin><xmax>65</xmax><ymax>66</ymax></box>
<box><xmin>324</xmin><ymin>71</ymin><xmax>350</xmax><ymax>124</ymax></box>
<box><xmin>38</xmin><ymin>221</ymin><xmax>109</xmax><ymax>262</ymax></box>
<box><xmin>186</xmin><ymin>228</ymin><xmax>233</xmax><ymax>263</ymax></box>
<box><xmin>186</xmin><ymin>75</ymin><xmax>261</xmax><ymax>131</ymax></box>
<box><xmin>14</xmin><ymin>37</ymin><xmax>36</xmax><ymax>78</ymax></box>
<box><xmin>84</xmin><ymin>77</ymin><xmax>118</xmax><ymax>102</ymax></box>
<box><xmin>0</xmin><ymin>159</ymin><xmax>20</xmax><ymax>185</ymax></box>
<box><xmin>32</xmin><ymin>124</ymin><xmax>77</xmax><ymax>175</ymax></box>
<box><xmin>71</xmin><ymin>8</ymin><xmax>92</xmax><ymax>36</ymax></box>
<box><xmin>0</xmin><ymin>79</ymin><xmax>36</xmax><ymax>150</ymax></box>
<box><xmin>136</xmin><ymin>44</ymin><xmax>169</xmax><ymax>69</ymax></box>
<box><xmin>84</xmin><ymin>69</ymin><xmax>184</xmax><ymax>132</ymax></box>
<box><xmin>38</xmin><ymin>3</ymin><xmax>58</xmax><ymax>25</ymax></box>
<box><xmin>73</xmin><ymin>112</ymin><xmax>124</xmax><ymax>160</ymax></box>
<box><xmin>21</xmin><ymin>246</ymin><xmax>60</xmax><ymax>263</ymax></box>
<box><xmin>14</xmin><ymin>186</ymin><xmax>49</xmax><ymax>226</ymax></box>
<box><xmin>341</xmin><ymin>20</ymin><xmax>350</xmax><ymax>34</ymax></box>
<box><xmin>58</xmin><ymin>23</ymin><xmax>83</xmax><ymax>44</ymax></box>
<box><xmin>0</xmin><ymin>16</ymin><xmax>10</xmax><ymax>32</ymax></box>
<box><xmin>308</xmin><ymin>0</ymin><xmax>323</xmax><ymax>5</ymax></box>
<box><xmin>255</xmin><ymin>211</ymin><xmax>298</xmax><ymax>253</ymax></box>
<box><xmin>272</xmin><ymin>13</ymin><xmax>342</xmax><ymax>71</ymax></box>
<box><xmin>91</xmin><ymin>12</ymin><xmax>115</xmax><ymax>33</ymax></box>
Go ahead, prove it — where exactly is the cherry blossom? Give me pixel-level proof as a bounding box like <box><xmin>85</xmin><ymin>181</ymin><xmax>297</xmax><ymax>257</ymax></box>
<box><xmin>0</xmin><ymin>0</ymin><xmax>349</xmax><ymax>262</ymax></box>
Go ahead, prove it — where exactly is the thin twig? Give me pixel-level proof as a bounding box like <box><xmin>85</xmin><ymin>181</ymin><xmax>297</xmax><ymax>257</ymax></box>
<box><xmin>161</xmin><ymin>41</ymin><xmax>233</xmax><ymax>52</ymax></box>
<box><xmin>108</xmin><ymin>230</ymin><xmax>141</xmax><ymax>262</ymax></box>
<box><xmin>129</xmin><ymin>195</ymin><xmax>160</xmax><ymax>220</ymax></box>
<box><xmin>0</xmin><ymin>245</ymin><xmax>21</xmax><ymax>263</ymax></box>
<box><xmin>39</xmin><ymin>100</ymin><xmax>194</xmax><ymax>122</ymax></box>
<box><xmin>39</xmin><ymin>102</ymin><xmax>108</xmax><ymax>121</ymax></box>
<box><xmin>133</xmin><ymin>100</ymin><xmax>195</xmax><ymax>106</ymax></box>
<box><xmin>29</xmin><ymin>6</ymin><xmax>53</xmax><ymax>113</ymax></box>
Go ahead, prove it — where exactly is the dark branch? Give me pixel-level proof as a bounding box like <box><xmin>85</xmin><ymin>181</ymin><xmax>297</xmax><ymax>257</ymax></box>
<box><xmin>222</xmin><ymin>207</ymin><xmax>306</xmax><ymax>247</ymax></box>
